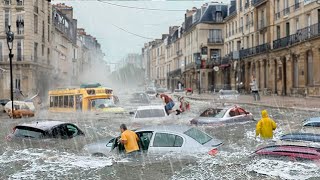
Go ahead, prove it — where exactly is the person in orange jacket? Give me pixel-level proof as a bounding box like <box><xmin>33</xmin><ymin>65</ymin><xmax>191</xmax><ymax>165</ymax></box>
<box><xmin>256</xmin><ymin>110</ymin><xmax>277</xmax><ymax>139</ymax></box>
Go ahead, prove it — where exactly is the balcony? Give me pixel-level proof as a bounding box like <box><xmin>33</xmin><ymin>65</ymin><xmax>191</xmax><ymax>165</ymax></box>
<box><xmin>273</xmin><ymin>22</ymin><xmax>320</xmax><ymax>50</ymax></box>
<box><xmin>208</xmin><ymin>38</ymin><xmax>224</xmax><ymax>44</ymax></box>
<box><xmin>185</xmin><ymin>62</ymin><xmax>195</xmax><ymax>71</ymax></box>
<box><xmin>176</xmin><ymin>49</ymin><xmax>183</xmax><ymax>56</ymax></box>
<box><xmin>240</xmin><ymin>43</ymin><xmax>270</xmax><ymax>58</ymax></box>
<box><xmin>283</xmin><ymin>7</ymin><xmax>290</xmax><ymax>16</ymax></box>
<box><xmin>251</xmin><ymin>0</ymin><xmax>267</xmax><ymax>7</ymax></box>
<box><xmin>258</xmin><ymin>19</ymin><xmax>266</xmax><ymax>30</ymax></box>
<box><xmin>168</xmin><ymin>68</ymin><xmax>181</xmax><ymax>77</ymax></box>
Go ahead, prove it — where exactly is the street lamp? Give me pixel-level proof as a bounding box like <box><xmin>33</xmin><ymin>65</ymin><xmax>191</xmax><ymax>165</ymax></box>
<box><xmin>6</xmin><ymin>25</ymin><xmax>14</xmax><ymax>117</ymax></box>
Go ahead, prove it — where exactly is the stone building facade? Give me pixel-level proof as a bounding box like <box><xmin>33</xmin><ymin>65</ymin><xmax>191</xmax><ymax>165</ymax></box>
<box><xmin>0</xmin><ymin>1</ymin><xmax>106</xmax><ymax>100</ymax></box>
<box><xmin>143</xmin><ymin>0</ymin><xmax>320</xmax><ymax>97</ymax></box>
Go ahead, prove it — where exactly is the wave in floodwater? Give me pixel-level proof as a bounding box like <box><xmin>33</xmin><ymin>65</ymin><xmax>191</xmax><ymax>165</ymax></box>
<box><xmin>0</xmin><ymin>148</ymin><xmax>113</xmax><ymax>180</ymax></box>
<box><xmin>247</xmin><ymin>158</ymin><xmax>320</xmax><ymax>180</ymax></box>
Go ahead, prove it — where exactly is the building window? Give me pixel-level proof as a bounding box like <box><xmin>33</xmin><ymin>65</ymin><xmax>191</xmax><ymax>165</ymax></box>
<box><xmin>42</xmin><ymin>44</ymin><xmax>44</xmax><ymax>56</ymax></box>
<box><xmin>209</xmin><ymin>29</ymin><xmax>222</xmax><ymax>42</ymax></box>
<box><xmin>251</xmin><ymin>34</ymin><xmax>254</xmax><ymax>47</ymax></box>
<box><xmin>47</xmin><ymin>48</ymin><xmax>50</xmax><ymax>65</ymax></box>
<box><xmin>16</xmin><ymin>14</ymin><xmax>24</xmax><ymax>35</ymax></box>
<box><xmin>4</xmin><ymin>9</ymin><xmax>10</xmax><ymax>32</ymax></box>
<box><xmin>307</xmin><ymin>51</ymin><xmax>313</xmax><ymax>86</ymax></box>
<box><xmin>296</xmin><ymin>18</ymin><xmax>299</xmax><ymax>33</ymax></box>
<box><xmin>276</xmin><ymin>26</ymin><xmax>281</xmax><ymax>39</ymax></box>
<box><xmin>42</xmin><ymin>21</ymin><xmax>45</xmax><ymax>42</ymax></box>
<box><xmin>34</xmin><ymin>42</ymin><xmax>38</xmax><ymax>62</ymax></box>
<box><xmin>0</xmin><ymin>42</ymin><xmax>2</xmax><ymax>61</ymax></box>
<box><xmin>4</xmin><ymin>0</ymin><xmax>11</xmax><ymax>5</ymax></box>
<box><xmin>250</xmin><ymin>12</ymin><xmax>254</xmax><ymax>26</ymax></box>
<box><xmin>34</xmin><ymin>14</ymin><xmax>38</xmax><ymax>33</ymax></box>
<box><xmin>48</xmin><ymin>25</ymin><xmax>50</xmax><ymax>41</ymax></box>
<box><xmin>286</xmin><ymin>22</ymin><xmax>290</xmax><ymax>36</ymax></box>
<box><xmin>15</xmin><ymin>79</ymin><xmax>21</xmax><ymax>90</ymax></box>
<box><xmin>17</xmin><ymin>40</ymin><xmax>22</xmax><ymax>61</ymax></box>
<box><xmin>246</xmin><ymin>14</ymin><xmax>249</xmax><ymax>29</ymax></box>
<box><xmin>215</xmin><ymin>11</ymin><xmax>223</xmax><ymax>22</ymax></box>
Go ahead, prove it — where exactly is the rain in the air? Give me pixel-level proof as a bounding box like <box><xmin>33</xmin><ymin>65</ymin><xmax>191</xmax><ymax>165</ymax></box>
<box><xmin>1</xmin><ymin>0</ymin><xmax>320</xmax><ymax>179</ymax></box>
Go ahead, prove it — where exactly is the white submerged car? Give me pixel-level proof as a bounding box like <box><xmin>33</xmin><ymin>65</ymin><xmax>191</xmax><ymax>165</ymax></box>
<box><xmin>131</xmin><ymin>105</ymin><xmax>173</xmax><ymax>123</ymax></box>
<box><xmin>84</xmin><ymin>125</ymin><xmax>223</xmax><ymax>157</ymax></box>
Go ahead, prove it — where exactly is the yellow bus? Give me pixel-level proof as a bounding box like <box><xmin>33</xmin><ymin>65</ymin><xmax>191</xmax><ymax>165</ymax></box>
<box><xmin>48</xmin><ymin>86</ymin><xmax>124</xmax><ymax>113</ymax></box>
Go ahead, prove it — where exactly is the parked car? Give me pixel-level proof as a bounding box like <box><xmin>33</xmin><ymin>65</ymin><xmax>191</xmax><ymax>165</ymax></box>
<box><xmin>131</xmin><ymin>105</ymin><xmax>171</xmax><ymax>123</ymax></box>
<box><xmin>0</xmin><ymin>99</ymin><xmax>10</xmax><ymax>112</ymax></box>
<box><xmin>84</xmin><ymin>125</ymin><xmax>223</xmax><ymax>157</ymax></box>
<box><xmin>255</xmin><ymin>145</ymin><xmax>320</xmax><ymax>160</ymax></box>
<box><xmin>6</xmin><ymin>121</ymin><xmax>85</xmax><ymax>141</ymax></box>
<box><xmin>190</xmin><ymin>106</ymin><xmax>254</xmax><ymax>125</ymax></box>
<box><xmin>129</xmin><ymin>92</ymin><xmax>151</xmax><ymax>104</ymax></box>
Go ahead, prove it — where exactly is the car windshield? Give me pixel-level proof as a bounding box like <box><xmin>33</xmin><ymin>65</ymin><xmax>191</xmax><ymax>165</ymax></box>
<box><xmin>91</xmin><ymin>98</ymin><xmax>115</xmax><ymax>108</ymax></box>
<box><xmin>14</xmin><ymin>126</ymin><xmax>44</xmax><ymax>138</ymax></box>
<box><xmin>184</xmin><ymin>128</ymin><xmax>212</xmax><ymax>145</ymax></box>
<box><xmin>135</xmin><ymin>109</ymin><xmax>166</xmax><ymax>118</ymax></box>
<box><xmin>200</xmin><ymin>108</ymin><xmax>226</xmax><ymax>118</ymax></box>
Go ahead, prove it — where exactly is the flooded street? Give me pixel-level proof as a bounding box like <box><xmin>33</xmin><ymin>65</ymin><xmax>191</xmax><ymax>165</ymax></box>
<box><xmin>1</xmin><ymin>95</ymin><xmax>320</xmax><ymax>180</ymax></box>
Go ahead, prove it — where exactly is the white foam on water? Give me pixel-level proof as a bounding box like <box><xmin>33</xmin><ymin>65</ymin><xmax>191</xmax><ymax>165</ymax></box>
<box><xmin>0</xmin><ymin>148</ymin><xmax>113</xmax><ymax>180</ymax></box>
<box><xmin>247</xmin><ymin>158</ymin><xmax>320</xmax><ymax>180</ymax></box>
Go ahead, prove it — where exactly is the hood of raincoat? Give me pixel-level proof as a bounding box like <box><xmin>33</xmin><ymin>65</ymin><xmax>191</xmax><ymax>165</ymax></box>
<box><xmin>261</xmin><ymin>110</ymin><xmax>268</xmax><ymax>118</ymax></box>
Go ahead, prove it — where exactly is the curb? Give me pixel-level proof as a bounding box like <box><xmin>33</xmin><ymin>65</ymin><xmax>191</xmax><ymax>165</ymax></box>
<box><xmin>183</xmin><ymin>96</ymin><xmax>320</xmax><ymax>112</ymax></box>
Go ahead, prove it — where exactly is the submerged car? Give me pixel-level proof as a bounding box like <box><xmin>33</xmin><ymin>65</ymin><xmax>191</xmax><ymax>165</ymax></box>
<box><xmin>145</xmin><ymin>89</ymin><xmax>157</xmax><ymax>99</ymax></box>
<box><xmin>301</xmin><ymin>117</ymin><xmax>320</xmax><ymax>134</ymax></box>
<box><xmin>190</xmin><ymin>106</ymin><xmax>254</xmax><ymax>125</ymax></box>
<box><xmin>84</xmin><ymin>125</ymin><xmax>222</xmax><ymax>156</ymax></box>
<box><xmin>129</xmin><ymin>92</ymin><xmax>151</xmax><ymax>104</ymax></box>
<box><xmin>6</xmin><ymin>121</ymin><xmax>85</xmax><ymax>141</ymax></box>
<box><xmin>5</xmin><ymin>101</ymin><xmax>36</xmax><ymax>118</ymax></box>
<box><xmin>132</xmin><ymin>105</ymin><xmax>171</xmax><ymax>123</ymax></box>
<box><xmin>255</xmin><ymin>145</ymin><xmax>320</xmax><ymax>160</ymax></box>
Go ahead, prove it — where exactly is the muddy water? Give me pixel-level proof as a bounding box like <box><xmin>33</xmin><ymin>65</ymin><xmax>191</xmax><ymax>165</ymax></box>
<box><xmin>1</xmin><ymin>95</ymin><xmax>320</xmax><ymax>180</ymax></box>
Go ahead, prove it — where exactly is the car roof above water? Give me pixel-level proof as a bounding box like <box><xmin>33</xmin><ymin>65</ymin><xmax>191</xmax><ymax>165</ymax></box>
<box><xmin>17</xmin><ymin>121</ymin><xmax>67</xmax><ymax>131</ymax></box>
<box><xmin>137</xmin><ymin>105</ymin><xmax>164</xmax><ymax>110</ymax></box>
<box><xmin>304</xmin><ymin>117</ymin><xmax>320</xmax><ymax>123</ymax></box>
<box><xmin>136</xmin><ymin>125</ymin><xmax>192</xmax><ymax>134</ymax></box>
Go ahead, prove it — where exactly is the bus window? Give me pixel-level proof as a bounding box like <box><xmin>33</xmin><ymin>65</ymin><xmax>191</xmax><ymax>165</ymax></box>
<box><xmin>91</xmin><ymin>98</ymin><xmax>115</xmax><ymax>109</ymax></box>
<box><xmin>54</xmin><ymin>96</ymin><xmax>58</xmax><ymax>107</ymax></box>
<box><xmin>58</xmin><ymin>96</ymin><xmax>63</xmax><ymax>107</ymax></box>
<box><xmin>64</xmin><ymin>96</ymin><xmax>69</xmax><ymax>108</ymax></box>
<box><xmin>69</xmin><ymin>96</ymin><xmax>74</xmax><ymax>108</ymax></box>
<box><xmin>50</xmin><ymin>97</ymin><xmax>54</xmax><ymax>107</ymax></box>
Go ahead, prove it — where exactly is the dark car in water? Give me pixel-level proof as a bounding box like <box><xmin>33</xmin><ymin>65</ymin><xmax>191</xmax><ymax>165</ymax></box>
<box><xmin>7</xmin><ymin>121</ymin><xmax>84</xmax><ymax>140</ymax></box>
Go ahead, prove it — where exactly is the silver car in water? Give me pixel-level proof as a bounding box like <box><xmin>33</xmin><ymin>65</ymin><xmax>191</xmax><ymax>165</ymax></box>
<box><xmin>84</xmin><ymin>125</ymin><xmax>223</xmax><ymax>156</ymax></box>
<box><xmin>190</xmin><ymin>106</ymin><xmax>254</xmax><ymax>125</ymax></box>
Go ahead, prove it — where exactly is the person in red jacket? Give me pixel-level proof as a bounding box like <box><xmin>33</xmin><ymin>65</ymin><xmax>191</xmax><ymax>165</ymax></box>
<box><xmin>156</xmin><ymin>93</ymin><xmax>175</xmax><ymax>115</ymax></box>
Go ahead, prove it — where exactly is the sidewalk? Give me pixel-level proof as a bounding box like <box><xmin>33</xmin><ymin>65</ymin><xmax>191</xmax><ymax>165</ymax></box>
<box><xmin>184</xmin><ymin>93</ymin><xmax>320</xmax><ymax>112</ymax></box>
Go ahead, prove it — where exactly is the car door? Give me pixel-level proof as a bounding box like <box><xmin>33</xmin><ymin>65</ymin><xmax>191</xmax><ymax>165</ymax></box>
<box><xmin>148</xmin><ymin>132</ymin><xmax>184</xmax><ymax>154</ymax></box>
<box><xmin>135</xmin><ymin>131</ymin><xmax>154</xmax><ymax>152</ymax></box>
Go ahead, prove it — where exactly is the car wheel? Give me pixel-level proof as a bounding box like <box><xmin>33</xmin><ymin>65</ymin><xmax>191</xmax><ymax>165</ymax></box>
<box><xmin>92</xmin><ymin>153</ymin><xmax>105</xmax><ymax>157</ymax></box>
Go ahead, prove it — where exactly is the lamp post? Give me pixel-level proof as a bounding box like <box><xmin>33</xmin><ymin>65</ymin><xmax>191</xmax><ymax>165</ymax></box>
<box><xmin>6</xmin><ymin>25</ymin><xmax>14</xmax><ymax>117</ymax></box>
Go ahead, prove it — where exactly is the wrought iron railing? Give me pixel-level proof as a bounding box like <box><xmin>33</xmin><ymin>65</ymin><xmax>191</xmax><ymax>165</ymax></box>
<box><xmin>273</xmin><ymin>22</ymin><xmax>320</xmax><ymax>49</ymax></box>
<box><xmin>240</xmin><ymin>43</ymin><xmax>270</xmax><ymax>58</ymax></box>
<box><xmin>208</xmin><ymin>38</ymin><xmax>224</xmax><ymax>44</ymax></box>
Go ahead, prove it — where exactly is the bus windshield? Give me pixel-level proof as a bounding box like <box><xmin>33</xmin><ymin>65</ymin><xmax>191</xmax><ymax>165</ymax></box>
<box><xmin>91</xmin><ymin>98</ymin><xmax>115</xmax><ymax>109</ymax></box>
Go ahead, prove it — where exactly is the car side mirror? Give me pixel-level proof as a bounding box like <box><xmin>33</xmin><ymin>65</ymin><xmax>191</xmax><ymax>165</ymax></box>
<box><xmin>129</xmin><ymin>111</ymin><xmax>135</xmax><ymax>115</ymax></box>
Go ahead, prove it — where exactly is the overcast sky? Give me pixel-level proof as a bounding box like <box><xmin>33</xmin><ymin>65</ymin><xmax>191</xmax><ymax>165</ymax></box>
<box><xmin>54</xmin><ymin>0</ymin><xmax>230</xmax><ymax>65</ymax></box>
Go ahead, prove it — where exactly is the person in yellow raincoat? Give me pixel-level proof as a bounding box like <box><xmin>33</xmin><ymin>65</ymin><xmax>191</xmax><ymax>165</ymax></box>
<box><xmin>256</xmin><ymin>110</ymin><xmax>277</xmax><ymax>139</ymax></box>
